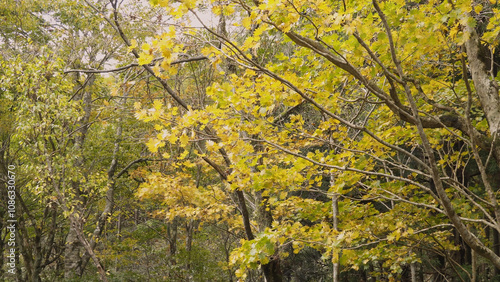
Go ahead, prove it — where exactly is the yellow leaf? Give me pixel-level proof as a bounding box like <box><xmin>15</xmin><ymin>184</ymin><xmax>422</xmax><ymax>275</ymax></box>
<box><xmin>242</xmin><ymin>17</ymin><xmax>252</xmax><ymax>29</ymax></box>
<box><xmin>167</xmin><ymin>66</ymin><xmax>178</xmax><ymax>75</ymax></box>
<box><xmin>182</xmin><ymin>0</ymin><xmax>196</xmax><ymax>9</ymax></box>
<box><xmin>142</xmin><ymin>43</ymin><xmax>152</xmax><ymax>51</ymax></box>
<box><xmin>223</xmin><ymin>5</ymin><xmax>234</xmax><ymax>16</ymax></box>
<box><xmin>168</xmin><ymin>133</ymin><xmax>178</xmax><ymax>144</ymax></box>
<box><xmin>474</xmin><ymin>4</ymin><xmax>482</xmax><ymax>14</ymax></box>
<box><xmin>254</xmin><ymin>25</ymin><xmax>267</xmax><ymax>38</ymax></box>
<box><xmin>138</xmin><ymin>53</ymin><xmax>154</xmax><ymax>65</ymax></box>
<box><xmin>134</xmin><ymin>109</ymin><xmax>147</xmax><ymax>120</ymax></box>
<box><xmin>201</xmin><ymin>47</ymin><xmax>212</xmax><ymax>56</ymax></box>
<box><xmin>127</xmin><ymin>39</ymin><xmax>138</xmax><ymax>53</ymax></box>
<box><xmin>153</xmin><ymin>99</ymin><xmax>163</xmax><ymax>110</ymax></box>
<box><xmin>212</xmin><ymin>5</ymin><xmax>221</xmax><ymax>15</ymax></box>
<box><xmin>146</xmin><ymin>138</ymin><xmax>164</xmax><ymax>153</ymax></box>
<box><xmin>178</xmin><ymin>150</ymin><xmax>189</xmax><ymax>159</ymax></box>
<box><xmin>235</xmin><ymin>269</ymin><xmax>244</xmax><ymax>278</ymax></box>
<box><xmin>162</xmin><ymin>48</ymin><xmax>171</xmax><ymax>59</ymax></box>
<box><xmin>179</xmin><ymin>134</ymin><xmax>189</xmax><ymax>147</ymax></box>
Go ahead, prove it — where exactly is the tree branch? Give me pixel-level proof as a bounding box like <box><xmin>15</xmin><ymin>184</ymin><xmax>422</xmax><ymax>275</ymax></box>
<box><xmin>64</xmin><ymin>56</ymin><xmax>208</xmax><ymax>74</ymax></box>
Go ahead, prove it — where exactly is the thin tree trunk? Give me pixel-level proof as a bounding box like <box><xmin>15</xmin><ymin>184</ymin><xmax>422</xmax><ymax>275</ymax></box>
<box><xmin>65</xmin><ymin>76</ymin><xmax>94</xmax><ymax>278</ymax></box>
<box><xmin>495</xmin><ymin>229</ymin><xmax>500</xmax><ymax>277</ymax></box>
<box><xmin>410</xmin><ymin>262</ymin><xmax>417</xmax><ymax>282</ymax></box>
<box><xmin>114</xmin><ymin>212</ymin><xmax>121</xmax><ymax>273</ymax></box>
<box><xmin>167</xmin><ymin>217</ymin><xmax>178</xmax><ymax>264</ymax></box>
<box><xmin>64</xmin><ymin>225</ymin><xmax>82</xmax><ymax>279</ymax></box>
<box><xmin>79</xmin><ymin>86</ymin><xmax>128</xmax><ymax>275</ymax></box>
<box><xmin>72</xmin><ymin>218</ymin><xmax>108</xmax><ymax>282</ymax></box>
<box><xmin>331</xmin><ymin>173</ymin><xmax>339</xmax><ymax>282</ymax></box>
<box><xmin>185</xmin><ymin>220</ymin><xmax>194</xmax><ymax>273</ymax></box>
<box><xmin>472</xmin><ymin>249</ymin><xmax>477</xmax><ymax>282</ymax></box>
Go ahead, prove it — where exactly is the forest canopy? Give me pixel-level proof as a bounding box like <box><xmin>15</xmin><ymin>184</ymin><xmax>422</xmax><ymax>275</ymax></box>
<box><xmin>1</xmin><ymin>0</ymin><xmax>500</xmax><ymax>281</ymax></box>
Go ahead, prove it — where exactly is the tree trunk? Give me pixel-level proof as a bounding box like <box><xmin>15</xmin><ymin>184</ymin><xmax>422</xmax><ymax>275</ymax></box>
<box><xmin>64</xmin><ymin>225</ymin><xmax>82</xmax><ymax>279</ymax></box>
<box><xmin>472</xmin><ymin>249</ymin><xmax>477</xmax><ymax>282</ymax></box>
<box><xmin>167</xmin><ymin>217</ymin><xmax>178</xmax><ymax>264</ymax></box>
<box><xmin>495</xmin><ymin>229</ymin><xmax>500</xmax><ymax>277</ymax></box>
<box><xmin>410</xmin><ymin>262</ymin><xmax>417</xmax><ymax>282</ymax></box>
<box><xmin>464</xmin><ymin>25</ymin><xmax>500</xmax><ymax>139</ymax></box>
<box><xmin>64</xmin><ymin>76</ymin><xmax>94</xmax><ymax>278</ymax></box>
<box><xmin>331</xmin><ymin>173</ymin><xmax>340</xmax><ymax>282</ymax></box>
<box><xmin>72</xmin><ymin>218</ymin><xmax>108</xmax><ymax>282</ymax></box>
<box><xmin>185</xmin><ymin>220</ymin><xmax>194</xmax><ymax>273</ymax></box>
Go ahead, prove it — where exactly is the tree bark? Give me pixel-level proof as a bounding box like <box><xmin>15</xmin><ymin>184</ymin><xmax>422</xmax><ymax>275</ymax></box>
<box><xmin>464</xmin><ymin>25</ymin><xmax>500</xmax><ymax>138</ymax></box>
<box><xmin>472</xmin><ymin>249</ymin><xmax>477</xmax><ymax>282</ymax></box>
<box><xmin>410</xmin><ymin>262</ymin><xmax>417</xmax><ymax>282</ymax></box>
<box><xmin>72</xmin><ymin>218</ymin><xmax>108</xmax><ymax>282</ymax></box>
<box><xmin>65</xmin><ymin>77</ymin><xmax>101</xmax><ymax>279</ymax></box>
<box><xmin>64</xmin><ymin>225</ymin><xmax>82</xmax><ymax>279</ymax></box>
<box><xmin>495</xmin><ymin>229</ymin><xmax>500</xmax><ymax>277</ymax></box>
<box><xmin>331</xmin><ymin>174</ymin><xmax>340</xmax><ymax>282</ymax></box>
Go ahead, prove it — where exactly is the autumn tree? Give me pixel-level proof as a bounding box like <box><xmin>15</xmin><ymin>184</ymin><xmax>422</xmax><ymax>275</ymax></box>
<box><xmin>4</xmin><ymin>0</ymin><xmax>500</xmax><ymax>280</ymax></box>
<box><xmin>123</xmin><ymin>0</ymin><xmax>500</xmax><ymax>280</ymax></box>
<box><xmin>0</xmin><ymin>0</ymin><xmax>168</xmax><ymax>280</ymax></box>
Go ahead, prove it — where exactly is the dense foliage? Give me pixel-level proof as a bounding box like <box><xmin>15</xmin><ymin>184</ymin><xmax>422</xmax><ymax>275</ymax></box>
<box><xmin>1</xmin><ymin>0</ymin><xmax>500</xmax><ymax>281</ymax></box>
